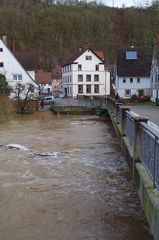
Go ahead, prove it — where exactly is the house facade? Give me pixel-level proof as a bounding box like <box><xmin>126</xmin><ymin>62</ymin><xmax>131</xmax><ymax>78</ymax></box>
<box><xmin>115</xmin><ymin>47</ymin><xmax>152</xmax><ymax>99</ymax></box>
<box><xmin>35</xmin><ymin>70</ymin><xmax>52</xmax><ymax>95</ymax></box>
<box><xmin>62</xmin><ymin>48</ymin><xmax>110</xmax><ymax>98</ymax></box>
<box><xmin>150</xmin><ymin>47</ymin><xmax>159</xmax><ymax>103</ymax></box>
<box><xmin>0</xmin><ymin>39</ymin><xmax>39</xmax><ymax>99</ymax></box>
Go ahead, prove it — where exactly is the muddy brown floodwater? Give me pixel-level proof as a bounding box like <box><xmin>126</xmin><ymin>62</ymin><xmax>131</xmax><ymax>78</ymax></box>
<box><xmin>0</xmin><ymin>112</ymin><xmax>153</xmax><ymax>240</ymax></box>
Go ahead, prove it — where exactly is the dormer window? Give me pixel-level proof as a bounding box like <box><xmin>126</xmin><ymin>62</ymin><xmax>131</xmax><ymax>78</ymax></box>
<box><xmin>126</xmin><ymin>51</ymin><xmax>137</xmax><ymax>60</ymax></box>
<box><xmin>0</xmin><ymin>62</ymin><xmax>4</xmax><ymax>67</ymax></box>
<box><xmin>0</xmin><ymin>48</ymin><xmax>3</xmax><ymax>52</ymax></box>
<box><xmin>86</xmin><ymin>56</ymin><xmax>92</xmax><ymax>60</ymax></box>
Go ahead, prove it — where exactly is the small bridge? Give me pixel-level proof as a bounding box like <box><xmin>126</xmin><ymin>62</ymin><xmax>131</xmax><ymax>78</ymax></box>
<box><xmin>50</xmin><ymin>98</ymin><xmax>106</xmax><ymax>115</ymax></box>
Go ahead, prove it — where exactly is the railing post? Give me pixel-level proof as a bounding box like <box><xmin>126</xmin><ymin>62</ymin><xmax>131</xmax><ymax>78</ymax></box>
<box><xmin>132</xmin><ymin>116</ymin><xmax>148</xmax><ymax>179</ymax></box>
<box><xmin>115</xmin><ymin>102</ymin><xmax>123</xmax><ymax>124</ymax></box>
<box><xmin>120</xmin><ymin>106</ymin><xmax>131</xmax><ymax>136</ymax></box>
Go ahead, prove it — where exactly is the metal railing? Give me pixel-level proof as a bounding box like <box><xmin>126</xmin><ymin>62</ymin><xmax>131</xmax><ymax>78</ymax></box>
<box><xmin>140</xmin><ymin>122</ymin><xmax>159</xmax><ymax>189</ymax></box>
<box><xmin>106</xmin><ymin>96</ymin><xmax>159</xmax><ymax>190</ymax></box>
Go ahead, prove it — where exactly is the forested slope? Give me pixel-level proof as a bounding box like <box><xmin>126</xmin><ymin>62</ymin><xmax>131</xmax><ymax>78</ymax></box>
<box><xmin>0</xmin><ymin>0</ymin><xmax>158</xmax><ymax>69</ymax></box>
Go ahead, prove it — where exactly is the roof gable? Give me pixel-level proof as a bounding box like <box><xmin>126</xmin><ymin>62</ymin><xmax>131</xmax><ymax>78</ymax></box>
<box><xmin>0</xmin><ymin>39</ymin><xmax>38</xmax><ymax>87</ymax></box>
<box><xmin>62</xmin><ymin>48</ymin><xmax>104</xmax><ymax>66</ymax></box>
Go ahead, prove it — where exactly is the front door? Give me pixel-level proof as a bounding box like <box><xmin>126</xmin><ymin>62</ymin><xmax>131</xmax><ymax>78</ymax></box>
<box><xmin>64</xmin><ymin>88</ymin><xmax>67</xmax><ymax>96</ymax></box>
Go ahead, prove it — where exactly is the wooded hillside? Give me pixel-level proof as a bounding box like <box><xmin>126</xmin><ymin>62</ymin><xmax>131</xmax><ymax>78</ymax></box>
<box><xmin>0</xmin><ymin>0</ymin><xmax>158</xmax><ymax>69</ymax></box>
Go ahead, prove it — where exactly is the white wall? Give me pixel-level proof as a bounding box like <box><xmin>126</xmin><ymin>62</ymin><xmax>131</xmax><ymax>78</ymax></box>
<box><xmin>27</xmin><ymin>70</ymin><xmax>35</xmax><ymax>81</ymax></box>
<box><xmin>115</xmin><ymin>76</ymin><xmax>151</xmax><ymax>98</ymax></box>
<box><xmin>62</xmin><ymin>49</ymin><xmax>110</xmax><ymax>98</ymax></box>
<box><xmin>0</xmin><ymin>40</ymin><xmax>39</xmax><ymax>98</ymax></box>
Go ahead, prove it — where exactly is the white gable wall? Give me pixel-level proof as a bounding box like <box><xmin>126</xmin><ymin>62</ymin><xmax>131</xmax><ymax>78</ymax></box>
<box><xmin>62</xmin><ymin>49</ymin><xmax>110</xmax><ymax>98</ymax></box>
<box><xmin>0</xmin><ymin>40</ymin><xmax>39</xmax><ymax>98</ymax></box>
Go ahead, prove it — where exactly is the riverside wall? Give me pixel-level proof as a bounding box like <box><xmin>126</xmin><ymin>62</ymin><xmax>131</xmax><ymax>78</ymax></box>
<box><xmin>106</xmin><ymin>98</ymin><xmax>159</xmax><ymax>240</ymax></box>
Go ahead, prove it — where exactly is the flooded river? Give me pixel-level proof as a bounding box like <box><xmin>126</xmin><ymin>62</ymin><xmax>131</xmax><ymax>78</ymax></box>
<box><xmin>0</xmin><ymin>112</ymin><xmax>153</xmax><ymax>240</ymax></box>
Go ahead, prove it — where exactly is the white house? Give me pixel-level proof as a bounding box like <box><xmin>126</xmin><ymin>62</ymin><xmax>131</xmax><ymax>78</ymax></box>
<box><xmin>150</xmin><ymin>47</ymin><xmax>159</xmax><ymax>103</ymax></box>
<box><xmin>115</xmin><ymin>47</ymin><xmax>152</xmax><ymax>99</ymax></box>
<box><xmin>0</xmin><ymin>39</ymin><xmax>39</xmax><ymax>99</ymax></box>
<box><xmin>61</xmin><ymin>48</ymin><xmax>110</xmax><ymax>98</ymax></box>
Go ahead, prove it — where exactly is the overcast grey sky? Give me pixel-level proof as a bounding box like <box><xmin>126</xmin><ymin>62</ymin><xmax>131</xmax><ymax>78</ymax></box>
<box><xmin>102</xmin><ymin>0</ymin><xmax>143</xmax><ymax>8</ymax></box>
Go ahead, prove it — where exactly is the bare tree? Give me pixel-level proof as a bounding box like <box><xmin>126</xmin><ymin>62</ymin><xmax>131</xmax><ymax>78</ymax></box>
<box><xmin>12</xmin><ymin>83</ymin><xmax>39</xmax><ymax>114</ymax></box>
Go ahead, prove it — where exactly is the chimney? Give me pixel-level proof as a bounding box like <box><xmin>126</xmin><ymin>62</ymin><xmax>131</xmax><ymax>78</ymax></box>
<box><xmin>2</xmin><ymin>35</ymin><xmax>7</xmax><ymax>45</ymax></box>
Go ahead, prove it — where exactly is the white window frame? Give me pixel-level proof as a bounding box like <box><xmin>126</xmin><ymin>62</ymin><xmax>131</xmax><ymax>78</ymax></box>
<box><xmin>94</xmin><ymin>85</ymin><xmax>99</xmax><ymax>93</ymax></box>
<box><xmin>85</xmin><ymin>56</ymin><xmax>92</xmax><ymax>60</ymax></box>
<box><xmin>125</xmin><ymin>89</ymin><xmax>131</xmax><ymax>97</ymax></box>
<box><xmin>13</xmin><ymin>74</ymin><xmax>22</xmax><ymax>81</ymax></box>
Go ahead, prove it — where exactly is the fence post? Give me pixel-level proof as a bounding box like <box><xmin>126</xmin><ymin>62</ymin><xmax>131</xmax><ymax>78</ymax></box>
<box><xmin>120</xmin><ymin>106</ymin><xmax>131</xmax><ymax>136</ymax></box>
<box><xmin>115</xmin><ymin>102</ymin><xmax>123</xmax><ymax>124</ymax></box>
<box><xmin>132</xmin><ymin>116</ymin><xmax>148</xmax><ymax>179</ymax></box>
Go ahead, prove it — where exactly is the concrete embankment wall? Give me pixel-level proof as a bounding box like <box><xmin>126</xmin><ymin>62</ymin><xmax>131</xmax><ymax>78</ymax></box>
<box><xmin>107</xmin><ymin>107</ymin><xmax>159</xmax><ymax>240</ymax></box>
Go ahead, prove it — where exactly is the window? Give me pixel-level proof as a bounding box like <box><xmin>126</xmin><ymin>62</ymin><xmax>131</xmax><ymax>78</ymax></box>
<box><xmin>78</xmin><ymin>64</ymin><xmax>82</xmax><ymax>71</ymax></box>
<box><xmin>123</xmin><ymin>78</ymin><xmax>126</xmax><ymax>83</ymax></box>
<box><xmin>86</xmin><ymin>75</ymin><xmax>91</xmax><ymax>82</ymax></box>
<box><xmin>94</xmin><ymin>75</ymin><xmax>99</xmax><ymax>82</ymax></box>
<box><xmin>0</xmin><ymin>48</ymin><xmax>3</xmax><ymax>52</ymax></box>
<box><xmin>86</xmin><ymin>85</ymin><xmax>91</xmax><ymax>94</ymax></box>
<box><xmin>130</xmin><ymin>77</ymin><xmax>133</xmax><ymax>83</ymax></box>
<box><xmin>126</xmin><ymin>51</ymin><xmax>137</xmax><ymax>60</ymax></box>
<box><xmin>137</xmin><ymin>77</ymin><xmax>140</xmax><ymax>83</ymax></box>
<box><xmin>0</xmin><ymin>62</ymin><xmax>4</xmax><ymax>67</ymax></box>
<box><xmin>78</xmin><ymin>85</ymin><xmax>83</xmax><ymax>94</ymax></box>
<box><xmin>78</xmin><ymin>75</ymin><xmax>83</xmax><ymax>82</ymax></box>
<box><xmin>13</xmin><ymin>74</ymin><xmax>22</xmax><ymax>80</ymax></box>
<box><xmin>95</xmin><ymin>65</ymin><xmax>99</xmax><ymax>71</ymax></box>
<box><xmin>18</xmin><ymin>75</ymin><xmax>22</xmax><ymax>80</ymax></box>
<box><xmin>94</xmin><ymin>85</ymin><xmax>99</xmax><ymax>93</ymax></box>
<box><xmin>30</xmin><ymin>84</ymin><xmax>34</xmax><ymax>93</ymax></box>
<box><xmin>85</xmin><ymin>56</ymin><xmax>92</xmax><ymax>60</ymax></box>
<box><xmin>125</xmin><ymin>89</ymin><xmax>131</xmax><ymax>97</ymax></box>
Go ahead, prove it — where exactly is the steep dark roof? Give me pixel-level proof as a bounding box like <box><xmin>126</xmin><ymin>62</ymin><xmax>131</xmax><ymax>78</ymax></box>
<box><xmin>62</xmin><ymin>48</ymin><xmax>104</xmax><ymax>67</ymax></box>
<box><xmin>13</xmin><ymin>49</ymin><xmax>36</xmax><ymax>71</ymax></box>
<box><xmin>116</xmin><ymin>47</ymin><xmax>152</xmax><ymax>77</ymax></box>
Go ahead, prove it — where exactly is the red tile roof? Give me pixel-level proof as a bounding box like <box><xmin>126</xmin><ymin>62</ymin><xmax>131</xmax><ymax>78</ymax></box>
<box><xmin>35</xmin><ymin>70</ymin><xmax>52</xmax><ymax>84</ymax></box>
<box><xmin>94</xmin><ymin>51</ymin><xmax>104</xmax><ymax>60</ymax></box>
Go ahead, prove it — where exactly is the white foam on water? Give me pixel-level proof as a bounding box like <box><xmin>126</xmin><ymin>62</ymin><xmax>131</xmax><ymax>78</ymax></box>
<box><xmin>6</xmin><ymin>144</ymin><xmax>30</xmax><ymax>151</ymax></box>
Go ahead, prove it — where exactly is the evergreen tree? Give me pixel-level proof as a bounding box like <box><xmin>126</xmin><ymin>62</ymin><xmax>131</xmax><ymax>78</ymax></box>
<box><xmin>0</xmin><ymin>74</ymin><xmax>11</xmax><ymax>95</ymax></box>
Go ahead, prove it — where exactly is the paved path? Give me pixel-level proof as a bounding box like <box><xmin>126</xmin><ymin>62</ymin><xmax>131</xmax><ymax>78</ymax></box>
<box><xmin>131</xmin><ymin>106</ymin><xmax>159</xmax><ymax>127</ymax></box>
